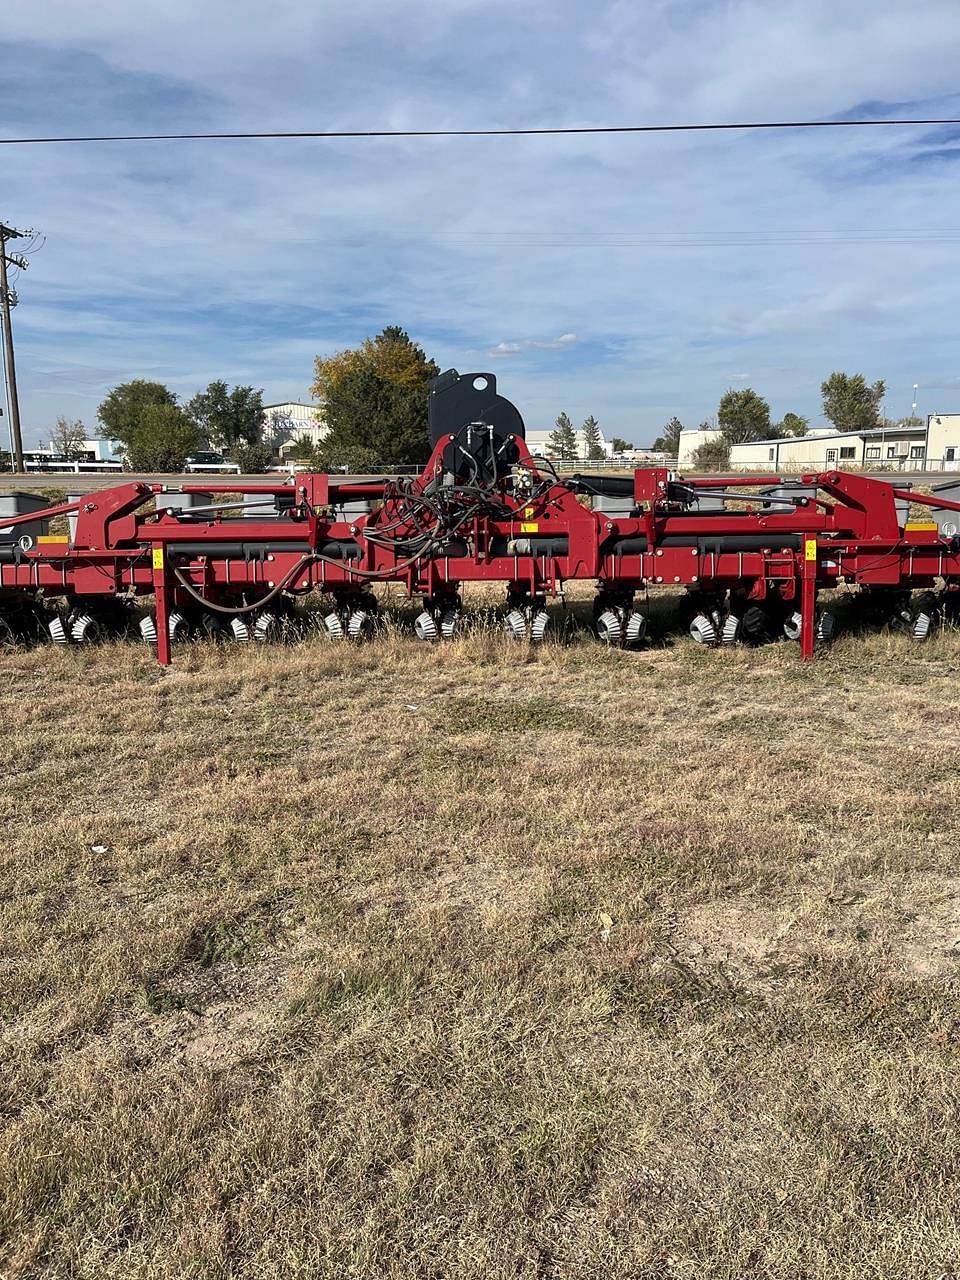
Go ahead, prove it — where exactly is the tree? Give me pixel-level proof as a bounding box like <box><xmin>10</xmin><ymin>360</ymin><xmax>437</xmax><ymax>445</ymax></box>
<box><xmin>821</xmin><ymin>372</ymin><xmax>885</xmax><ymax>433</ymax></box>
<box><xmin>652</xmin><ymin>416</ymin><xmax>684</xmax><ymax>454</ymax></box>
<box><xmin>547</xmin><ymin>411</ymin><xmax>578</xmax><ymax>460</ymax></box>
<box><xmin>718</xmin><ymin>388</ymin><xmax>772</xmax><ymax>443</ymax></box>
<box><xmin>288</xmin><ymin>432</ymin><xmax>318</xmax><ymax>460</ymax></box>
<box><xmin>610</xmin><ymin>437</ymin><xmax>633</xmax><ymax>454</ymax></box>
<box><xmin>123</xmin><ymin>403</ymin><xmax>199</xmax><ymax>472</ymax></box>
<box><xmin>50</xmin><ymin>416</ymin><xmax>88</xmax><ymax>459</ymax></box>
<box><xmin>232</xmin><ymin>441</ymin><xmax>273</xmax><ymax>474</ymax></box>
<box><xmin>98</xmin><ymin>380</ymin><xmax>177</xmax><ymax>450</ymax></box>
<box><xmin>692</xmin><ymin>437</ymin><xmax>731</xmax><ymax>470</ymax></box>
<box><xmin>186</xmin><ymin>381</ymin><xmax>265</xmax><ymax>453</ymax></box>
<box><xmin>881</xmin><ymin>414</ymin><xmax>924</xmax><ymax>430</ymax></box>
<box><xmin>313</xmin><ymin>327</ymin><xmax>439</xmax><ymax>468</ymax></box>
<box><xmin>777</xmin><ymin>412</ymin><xmax>808</xmax><ymax>437</ymax></box>
<box><xmin>581</xmin><ymin>414</ymin><xmax>604</xmax><ymax>460</ymax></box>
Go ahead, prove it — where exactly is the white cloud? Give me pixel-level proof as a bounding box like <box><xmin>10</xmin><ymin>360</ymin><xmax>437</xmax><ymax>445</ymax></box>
<box><xmin>488</xmin><ymin>334</ymin><xmax>579</xmax><ymax>357</ymax></box>
<box><xmin>3</xmin><ymin>0</ymin><xmax>960</xmax><ymax>443</ymax></box>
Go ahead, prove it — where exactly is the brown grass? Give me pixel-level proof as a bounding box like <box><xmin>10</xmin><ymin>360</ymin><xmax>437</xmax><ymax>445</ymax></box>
<box><xmin>2</xmin><ymin>603</ymin><xmax>960</xmax><ymax>1278</ymax></box>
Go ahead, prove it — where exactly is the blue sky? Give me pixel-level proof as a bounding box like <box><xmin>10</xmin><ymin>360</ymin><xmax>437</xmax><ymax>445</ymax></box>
<box><xmin>3</xmin><ymin>0</ymin><xmax>960</xmax><ymax>446</ymax></box>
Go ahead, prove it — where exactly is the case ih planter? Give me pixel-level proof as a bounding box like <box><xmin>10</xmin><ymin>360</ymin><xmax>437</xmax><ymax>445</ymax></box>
<box><xmin>2</xmin><ymin>370</ymin><xmax>959</xmax><ymax>664</ymax></box>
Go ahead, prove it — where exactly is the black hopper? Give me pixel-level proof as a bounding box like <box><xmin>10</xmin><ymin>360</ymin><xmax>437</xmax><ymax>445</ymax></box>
<box><xmin>427</xmin><ymin>369</ymin><xmax>525</xmax><ymax>484</ymax></box>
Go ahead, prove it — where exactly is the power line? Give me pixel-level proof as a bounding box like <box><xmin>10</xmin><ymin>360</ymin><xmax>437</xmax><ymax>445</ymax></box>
<box><xmin>1</xmin><ymin>117</ymin><xmax>959</xmax><ymax>146</ymax></box>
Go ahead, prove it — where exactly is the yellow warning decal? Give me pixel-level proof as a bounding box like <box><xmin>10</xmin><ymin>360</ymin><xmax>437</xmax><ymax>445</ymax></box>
<box><xmin>520</xmin><ymin>522</ymin><xmax>539</xmax><ymax>533</ymax></box>
<box><xmin>523</xmin><ymin>507</ymin><xmax>535</xmax><ymax>518</ymax></box>
<box><xmin>804</xmin><ymin>539</ymin><xmax>817</xmax><ymax>561</ymax></box>
<box><xmin>905</xmin><ymin>521</ymin><xmax>939</xmax><ymax>532</ymax></box>
<box><xmin>37</xmin><ymin>535</ymin><xmax>69</xmax><ymax>545</ymax></box>
<box><xmin>152</xmin><ymin>546</ymin><xmax>165</xmax><ymax>570</ymax></box>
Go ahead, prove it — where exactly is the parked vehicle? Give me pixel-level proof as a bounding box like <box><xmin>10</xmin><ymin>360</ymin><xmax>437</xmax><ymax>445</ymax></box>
<box><xmin>183</xmin><ymin>452</ymin><xmax>242</xmax><ymax>475</ymax></box>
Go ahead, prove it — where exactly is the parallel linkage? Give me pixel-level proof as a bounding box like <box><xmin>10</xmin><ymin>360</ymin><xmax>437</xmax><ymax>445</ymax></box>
<box><xmin>2</xmin><ymin>368</ymin><xmax>960</xmax><ymax>664</ymax></box>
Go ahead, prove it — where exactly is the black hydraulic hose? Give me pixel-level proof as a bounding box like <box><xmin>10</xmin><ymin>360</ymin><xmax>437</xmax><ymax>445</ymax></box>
<box><xmin>172</xmin><ymin>555</ymin><xmax>317</xmax><ymax>614</ymax></box>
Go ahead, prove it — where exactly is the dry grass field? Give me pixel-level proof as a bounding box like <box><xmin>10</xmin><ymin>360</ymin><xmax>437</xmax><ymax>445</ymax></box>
<box><xmin>2</xmin><ymin>599</ymin><xmax>960</xmax><ymax>1278</ymax></box>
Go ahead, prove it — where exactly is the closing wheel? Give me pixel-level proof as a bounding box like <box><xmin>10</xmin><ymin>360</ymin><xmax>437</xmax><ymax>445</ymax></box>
<box><xmin>720</xmin><ymin>613</ymin><xmax>740</xmax><ymax>647</ymax></box>
<box><xmin>49</xmin><ymin>615</ymin><xmax>70</xmax><ymax>645</ymax></box>
<box><xmin>910</xmin><ymin>592</ymin><xmax>939</xmax><ymax>642</ymax></box>
<box><xmin>529</xmin><ymin>608</ymin><xmax>552</xmax><ymax>643</ymax></box>
<box><xmin>322</xmin><ymin>610</ymin><xmax>345</xmax><ymax>640</ymax></box>
<box><xmin>439</xmin><ymin>608</ymin><xmax>462</xmax><ymax>640</ymax></box>
<box><xmin>139</xmin><ymin>611</ymin><xmax>193</xmax><ymax>645</ymax></box>
<box><xmin>504</xmin><ymin>607</ymin><xmax>528</xmax><ymax>640</ymax></box>
<box><xmin>623</xmin><ymin>611</ymin><xmax>646</xmax><ymax>648</ymax></box>
<box><xmin>414</xmin><ymin>610</ymin><xmax>440</xmax><ymax>642</ymax></box>
<box><xmin>253</xmin><ymin>611</ymin><xmax>279</xmax><ymax>642</ymax></box>
<box><xmin>689</xmin><ymin>612</ymin><xmax>719</xmax><ymax>646</ymax></box>
<box><xmin>346</xmin><ymin>608</ymin><xmax>376</xmax><ymax>641</ymax></box>
<box><xmin>69</xmin><ymin>612</ymin><xmax>103</xmax><ymax>645</ymax></box>
<box><xmin>783</xmin><ymin>609</ymin><xmax>836</xmax><ymax>644</ymax></box>
<box><xmin>596</xmin><ymin>607</ymin><xmax>623</xmax><ymax>645</ymax></box>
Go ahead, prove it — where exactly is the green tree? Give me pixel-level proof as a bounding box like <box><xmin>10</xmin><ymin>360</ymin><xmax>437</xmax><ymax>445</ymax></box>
<box><xmin>692</xmin><ymin>437</ymin><xmax>731</xmax><ymax>470</ymax></box>
<box><xmin>718</xmin><ymin>389</ymin><xmax>772</xmax><ymax>443</ymax></box>
<box><xmin>652</xmin><ymin>416</ymin><xmax>684</xmax><ymax>453</ymax></box>
<box><xmin>777</xmin><ymin>412</ymin><xmax>808</xmax><ymax>437</ymax></box>
<box><xmin>97</xmin><ymin>380</ymin><xmax>177</xmax><ymax>450</ymax></box>
<box><xmin>547</xmin><ymin>411</ymin><xmax>578</xmax><ymax>460</ymax></box>
<box><xmin>288</xmin><ymin>432</ymin><xmax>319</xmax><ymax>460</ymax></box>
<box><xmin>123</xmin><ymin>403</ymin><xmax>199</xmax><ymax>472</ymax></box>
<box><xmin>186</xmin><ymin>381</ymin><xmax>265</xmax><ymax>452</ymax></box>
<box><xmin>581</xmin><ymin>414</ymin><xmax>604</xmax><ymax>460</ymax></box>
<box><xmin>610</xmin><ymin>436</ymin><xmax>632</xmax><ymax>454</ymax></box>
<box><xmin>232</xmin><ymin>442</ymin><xmax>273</xmax><ymax>473</ymax></box>
<box><xmin>821</xmin><ymin>372</ymin><xmax>885</xmax><ymax>433</ymax></box>
<box><xmin>315</xmin><ymin>328</ymin><xmax>439</xmax><ymax>469</ymax></box>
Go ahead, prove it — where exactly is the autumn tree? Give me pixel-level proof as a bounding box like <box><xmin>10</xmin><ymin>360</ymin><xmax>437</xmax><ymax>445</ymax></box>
<box><xmin>50</xmin><ymin>416</ymin><xmax>88</xmax><ymax>459</ymax></box>
<box><xmin>312</xmin><ymin>327</ymin><xmax>439</xmax><ymax>468</ymax></box>
<box><xmin>547</xmin><ymin>412</ymin><xmax>578</xmax><ymax>460</ymax></box>
<box><xmin>821</xmin><ymin>372</ymin><xmax>885</xmax><ymax>433</ymax></box>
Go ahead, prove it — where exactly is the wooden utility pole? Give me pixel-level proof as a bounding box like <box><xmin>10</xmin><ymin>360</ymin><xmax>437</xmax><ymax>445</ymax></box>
<box><xmin>0</xmin><ymin>222</ymin><xmax>30</xmax><ymax>474</ymax></box>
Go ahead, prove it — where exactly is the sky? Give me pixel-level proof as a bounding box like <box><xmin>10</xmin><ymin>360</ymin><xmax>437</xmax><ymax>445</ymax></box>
<box><xmin>2</xmin><ymin>0</ymin><xmax>960</xmax><ymax>447</ymax></box>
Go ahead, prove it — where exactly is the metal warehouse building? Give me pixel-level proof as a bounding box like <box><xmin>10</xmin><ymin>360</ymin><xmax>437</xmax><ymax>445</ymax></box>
<box><xmin>678</xmin><ymin>413</ymin><xmax>960</xmax><ymax>472</ymax></box>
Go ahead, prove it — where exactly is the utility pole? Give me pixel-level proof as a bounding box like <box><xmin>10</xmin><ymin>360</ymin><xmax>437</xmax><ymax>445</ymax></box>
<box><xmin>0</xmin><ymin>222</ymin><xmax>31</xmax><ymax>474</ymax></box>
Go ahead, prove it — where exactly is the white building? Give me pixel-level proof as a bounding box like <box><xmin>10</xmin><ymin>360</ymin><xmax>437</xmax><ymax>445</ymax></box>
<box><xmin>262</xmin><ymin>402</ymin><xmax>327</xmax><ymax>456</ymax></box>
<box><xmin>728</xmin><ymin>427</ymin><xmax>924</xmax><ymax>471</ymax></box>
<box><xmin>677</xmin><ymin>414</ymin><xmax>960</xmax><ymax>473</ymax></box>
<box><xmin>24</xmin><ymin>438</ymin><xmax>122</xmax><ymax>473</ymax></box>
<box><xmin>677</xmin><ymin>425</ymin><xmax>722</xmax><ymax>469</ymax></box>
<box><xmin>525</xmin><ymin>425</ymin><xmax>616</xmax><ymax>461</ymax></box>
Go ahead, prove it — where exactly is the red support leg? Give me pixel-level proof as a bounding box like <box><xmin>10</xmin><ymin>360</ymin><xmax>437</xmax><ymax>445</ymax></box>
<box><xmin>800</xmin><ymin>538</ymin><xmax>817</xmax><ymax>661</ymax></box>
<box><xmin>152</xmin><ymin>547</ymin><xmax>172</xmax><ymax>667</ymax></box>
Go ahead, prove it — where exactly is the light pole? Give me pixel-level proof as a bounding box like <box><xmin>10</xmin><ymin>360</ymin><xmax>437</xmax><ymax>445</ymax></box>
<box><xmin>912</xmin><ymin>384</ymin><xmax>919</xmax><ymax>418</ymax></box>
